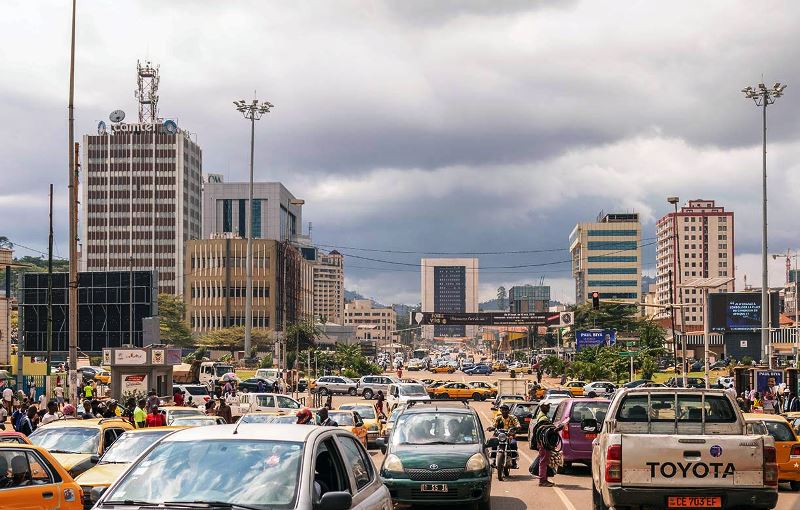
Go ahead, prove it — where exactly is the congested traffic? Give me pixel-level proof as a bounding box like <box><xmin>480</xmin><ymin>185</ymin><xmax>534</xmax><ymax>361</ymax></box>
<box><xmin>3</xmin><ymin>346</ymin><xmax>800</xmax><ymax>510</ymax></box>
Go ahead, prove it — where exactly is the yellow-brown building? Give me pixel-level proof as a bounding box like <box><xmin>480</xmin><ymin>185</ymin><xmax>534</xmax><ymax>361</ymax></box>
<box><xmin>184</xmin><ymin>237</ymin><xmax>303</xmax><ymax>334</ymax></box>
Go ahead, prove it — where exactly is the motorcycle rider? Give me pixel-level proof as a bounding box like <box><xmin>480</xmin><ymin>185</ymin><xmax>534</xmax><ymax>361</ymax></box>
<box><xmin>490</xmin><ymin>404</ymin><xmax>519</xmax><ymax>468</ymax></box>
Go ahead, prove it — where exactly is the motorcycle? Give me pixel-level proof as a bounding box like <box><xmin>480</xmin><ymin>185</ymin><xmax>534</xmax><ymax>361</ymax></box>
<box><xmin>489</xmin><ymin>428</ymin><xmax>517</xmax><ymax>481</ymax></box>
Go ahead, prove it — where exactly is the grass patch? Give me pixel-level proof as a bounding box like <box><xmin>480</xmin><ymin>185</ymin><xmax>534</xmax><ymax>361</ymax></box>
<box><xmin>235</xmin><ymin>369</ymin><xmax>256</xmax><ymax>380</ymax></box>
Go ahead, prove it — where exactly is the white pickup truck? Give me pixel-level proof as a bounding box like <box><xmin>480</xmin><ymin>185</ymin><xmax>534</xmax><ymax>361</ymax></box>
<box><xmin>228</xmin><ymin>392</ymin><xmax>301</xmax><ymax>420</ymax></box>
<box><xmin>587</xmin><ymin>387</ymin><xmax>778</xmax><ymax>510</ymax></box>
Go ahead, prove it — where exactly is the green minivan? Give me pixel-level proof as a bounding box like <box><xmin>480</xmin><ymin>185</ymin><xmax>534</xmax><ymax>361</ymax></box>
<box><xmin>378</xmin><ymin>401</ymin><xmax>492</xmax><ymax>509</ymax></box>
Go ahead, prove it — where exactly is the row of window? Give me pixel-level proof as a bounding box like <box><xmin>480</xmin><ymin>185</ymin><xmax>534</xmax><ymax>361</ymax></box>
<box><xmin>190</xmin><ymin>285</ymin><xmax>270</xmax><ymax>298</ymax></box>
<box><xmin>190</xmin><ymin>315</ymin><xmax>270</xmax><ymax>329</ymax></box>
<box><xmin>587</xmin><ymin>229</ymin><xmax>638</xmax><ymax>237</ymax></box>
<box><xmin>587</xmin><ymin>241</ymin><xmax>638</xmax><ymax>251</ymax></box>
<box><xmin>587</xmin><ymin>256</ymin><xmax>637</xmax><ymax>263</ymax></box>
<box><xmin>587</xmin><ymin>267</ymin><xmax>637</xmax><ymax>275</ymax></box>
<box><xmin>587</xmin><ymin>280</ymin><xmax>638</xmax><ymax>287</ymax></box>
<box><xmin>587</xmin><ymin>292</ymin><xmax>638</xmax><ymax>299</ymax></box>
<box><xmin>189</xmin><ymin>256</ymin><xmax>270</xmax><ymax>269</ymax></box>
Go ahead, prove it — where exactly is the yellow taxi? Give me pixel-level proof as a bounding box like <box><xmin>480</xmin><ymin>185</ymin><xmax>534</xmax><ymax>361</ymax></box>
<box><xmin>0</xmin><ymin>443</ymin><xmax>83</xmax><ymax>509</ymax></box>
<box><xmin>564</xmin><ymin>380</ymin><xmax>586</xmax><ymax>397</ymax></box>
<box><xmin>28</xmin><ymin>417</ymin><xmax>134</xmax><ymax>477</ymax></box>
<box><xmin>95</xmin><ymin>369</ymin><xmax>111</xmax><ymax>385</ymax></box>
<box><xmin>744</xmin><ymin>413</ymin><xmax>800</xmax><ymax>490</ymax></box>
<box><xmin>337</xmin><ymin>403</ymin><xmax>384</xmax><ymax>445</ymax></box>
<box><xmin>468</xmin><ymin>381</ymin><xmax>497</xmax><ymax>397</ymax></box>
<box><xmin>783</xmin><ymin>411</ymin><xmax>800</xmax><ymax>435</ymax></box>
<box><xmin>430</xmin><ymin>382</ymin><xmax>493</xmax><ymax>401</ymax></box>
<box><xmin>492</xmin><ymin>396</ymin><xmax>527</xmax><ymax>418</ymax></box>
<box><xmin>74</xmin><ymin>427</ymin><xmax>182</xmax><ymax>506</ymax></box>
<box><xmin>491</xmin><ymin>361</ymin><xmax>508</xmax><ymax>372</ymax></box>
<box><xmin>327</xmin><ymin>410</ymin><xmax>369</xmax><ymax>448</ymax></box>
<box><xmin>431</xmin><ymin>365</ymin><xmax>456</xmax><ymax>374</ymax></box>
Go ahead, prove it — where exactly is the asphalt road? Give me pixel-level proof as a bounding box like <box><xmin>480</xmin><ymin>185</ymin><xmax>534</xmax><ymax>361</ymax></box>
<box><xmin>326</xmin><ymin>368</ymin><xmax>800</xmax><ymax>510</ymax></box>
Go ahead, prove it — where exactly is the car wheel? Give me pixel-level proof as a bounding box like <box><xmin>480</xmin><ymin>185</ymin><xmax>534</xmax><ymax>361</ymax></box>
<box><xmin>592</xmin><ymin>482</ymin><xmax>610</xmax><ymax>510</ymax></box>
<box><xmin>443</xmin><ymin>393</ymin><xmax>451</xmax><ymax>400</ymax></box>
<box><xmin>319</xmin><ymin>388</ymin><xmax>329</xmax><ymax>396</ymax></box>
<box><xmin>349</xmin><ymin>387</ymin><xmax>357</xmax><ymax>396</ymax></box>
<box><xmin>587</xmin><ymin>391</ymin><xmax>597</xmax><ymax>398</ymax></box>
<box><xmin>496</xmin><ymin>452</ymin><xmax>505</xmax><ymax>481</ymax></box>
<box><xmin>472</xmin><ymin>392</ymin><xmax>482</xmax><ymax>401</ymax></box>
<box><xmin>363</xmin><ymin>389</ymin><xmax>374</xmax><ymax>400</ymax></box>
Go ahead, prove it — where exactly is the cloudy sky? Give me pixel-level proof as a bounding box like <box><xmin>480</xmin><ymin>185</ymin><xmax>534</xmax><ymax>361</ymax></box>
<box><xmin>2</xmin><ymin>1</ymin><xmax>800</xmax><ymax>305</ymax></box>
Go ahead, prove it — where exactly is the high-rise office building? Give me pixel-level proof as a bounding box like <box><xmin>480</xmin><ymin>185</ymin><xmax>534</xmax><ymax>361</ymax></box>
<box><xmin>509</xmin><ymin>285</ymin><xmax>551</xmax><ymax>313</ymax></box>
<box><xmin>313</xmin><ymin>250</ymin><xmax>345</xmax><ymax>324</ymax></box>
<box><xmin>202</xmin><ymin>181</ymin><xmax>303</xmax><ymax>242</ymax></box>
<box><xmin>656</xmin><ymin>199</ymin><xmax>734</xmax><ymax>327</ymax></box>
<box><xmin>420</xmin><ymin>258</ymin><xmax>479</xmax><ymax>338</ymax></box>
<box><xmin>80</xmin><ymin>121</ymin><xmax>202</xmax><ymax>295</ymax></box>
<box><xmin>570</xmin><ymin>213</ymin><xmax>642</xmax><ymax>305</ymax></box>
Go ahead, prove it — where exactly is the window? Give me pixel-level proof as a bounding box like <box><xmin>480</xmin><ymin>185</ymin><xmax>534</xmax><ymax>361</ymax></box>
<box><xmin>587</xmin><ymin>268</ymin><xmax>637</xmax><ymax>275</ymax></box>
<box><xmin>255</xmin><ymin>395</ymin><xmax>275</xmax><ymax>407</ymax></box>
<box><xmin>338</xmin><ymin>436</ymin><xmax>373</xmax><ymax>491</ymax></box>
<box><xmin>587</xmin><ymin>256</ymin><xmax>637</xmax><ymax>263</ymax></box>
<box><xmin>314</xmin><ymin>439</ymin><xmax>349</xmax><ymax>502</ymax></box>
<box><xmin>587</xmin><ymin>229</ymin><xmax>638</xmax><ymax>237</ymax></box>
<box><xmin>587</xmin><ymin>241</ymin><xmax>638</xmax><ymax>251</ymax></box>
<box><xmin>277</xmin><ymin>396</ymin><xmax>300</xmax><ymax>409</ymax></box>
<box><xmin>587</xmin><ymin>280</ymin><xmax>638</xmax><ymax>287</ymax></box>
<box><xmin>0</xmin><ymin>449</ymin><xmax>56</xmax><ymax>488</ymax></box>
<box><xmin>616</xmin><ymin>394</ymin><xmax>736</xmax><ymax>423</ymax></box>
<box><xmin>764</xmin><ymin>421</ymin><xmax>795</xmax><ymax>442</ymax></box>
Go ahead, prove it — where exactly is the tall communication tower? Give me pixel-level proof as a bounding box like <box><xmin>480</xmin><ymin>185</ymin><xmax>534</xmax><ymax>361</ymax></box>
<box><xmin>135</xmin><ymin>60</ymin><xmax>160</xmax><ymax>123</ymax></box>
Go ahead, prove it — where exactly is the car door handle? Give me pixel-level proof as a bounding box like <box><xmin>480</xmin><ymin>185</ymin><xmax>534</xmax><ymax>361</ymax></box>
<box><xmin>42</xmin><ymin>491</ymin><xmax>54</xmax><ymax>499</ymax></box>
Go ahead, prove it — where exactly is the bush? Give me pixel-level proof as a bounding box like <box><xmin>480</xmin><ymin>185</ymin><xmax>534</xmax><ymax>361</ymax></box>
<box><xmin>259</xmin><ymin>354</ymin><xmax>273</xmax><ymax>369</ymax></box>
<box><xmin>742</xmin><ymin>356</ymin><xmax>753</xmax><ymax>366</ymax></box>
<box><xmin>639</xmin><ymin>354</ymin><xmax>657</xmax><ymax>380</ymax></box>
<box><xmin>342</xmin><ymin>368</ymin><xmax>360</xmax><ymax>379</ymax></box>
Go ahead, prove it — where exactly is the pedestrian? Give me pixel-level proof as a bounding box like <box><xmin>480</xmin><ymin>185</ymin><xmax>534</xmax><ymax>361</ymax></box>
<box><xmin>536</xmin><ymin>368</ymin><xmax>542</xmax><ymax>384</ymax></box>
<box><xmin>223</xmin><ymin>379</ymin><xmax>234</xmax><ymax>398</ymax></box>
<box><xmin>296</xmin><ymin>408</ymin><xmax>313</xmax><ymax>425</ymax></box>
<box><xmin>79</xmin><ymin>400</ymin><xmax>94</xmax><ymax>419</ymax></box>
<box><xmin>317</xmin><ymin>408</ymin><xmax>338</xmax><ymax>426</ymax></box>
<box><xmin>2</xmin><ymin>386</ymin><xmax>12</xmax><ymax>415</ymax></box>
<box><xmin>28</xmin><ymin>381</ymin><xmax>37</xmax><ymax>402</ymax></box>
<box><xmin>41</xmin><ymin>401</ymin><xmax>62</xmax><ymax>425</ymax></box>
<box><xmin>396</xmin><ymin>367</ymin><xmax>403</xmax><ymax>379</ymax></box>
<box><xmin>54</xmin><ymin>384</ymin><xmax>64</xmax><ymax>409</ymax></box>
<box><xmin>146</xmin><ymin>404</ymin><xmax>166</xmax><ymax>427</ymax></box>
<box><xmin>257</xmin><ymin>379</ymin><xmax>266</xmax><ymax>393</ymax></box>
<box><xmin>217</xmin><ymin>399</ymin><xmax>232</xmax><ymax>424</ymax></box>
<box><xmin>146</xmin><ymin>389</ymin><xmax>159</xmax><ymax>413</ymax></box>
<box><xmin>0</xmin><ymin>401</ymin><xmax>7</xmax><ymax>430</ymax></box>
<box><xmin>786</xmin><ymin>392</ymin><xmax>800</xmax><ymax>413</ymax></box>
<box><xmin>121</xmin><ymin>398</ymin><xmax>135</xmax><ymax>423</ymax></box>
<box><xmin>17</xmin><ymin>406</ymin><xmax>37</xmax><ymax>436</ymax></box>
<box><xmin>38</xmin><ymin>392</ymin><xmax>47</xmax><ymax>411</ymax></box>
<box><xmin>375</xmin><ymin>390</ymin><xmax>385</xmax><ymax>417</ymax></box>
<box><xmin>531</xmin><ymin>402</ymin><xmax>563</xmax><ymax>487</ymax></box>
<box><xmin>324</xmin><ymin>394</ymin><xmax>333</xmax><ymax>410</ymax></box>
<box><xmin>102</xmin><ymin>400</ymin><xmax>119</xmax><ymax>418</ymax></box>
<box><xmin>173</xmin><ymin>388</ymin><xmax>185</xmax><ymax>407</ymax></box>
<box><xmin>205</xmin><ymin>400</ymin><xmax>217</xmax><ymax>416</ymax></box>
<box><xmin>62</xmin><ymin>403</ymin><xmax>76</xmax><ymax>419</ymax></box>
<box><xmin>529</xmin><ymin>383</ymin><xmax>538</xmax><ymax>401</ymax></box>
<box><xmin>83</xmin><ymin>380</ymin><xmax>93</xmax><ymax>399</ymax></box>
<box><xmin>133</xmin><ymin>399</ymin><xmax>147</xmax><ymax>428</ymax></box>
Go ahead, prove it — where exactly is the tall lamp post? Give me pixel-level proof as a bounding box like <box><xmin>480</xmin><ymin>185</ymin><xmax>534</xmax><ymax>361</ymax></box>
<box><xmin>742</xmin><ymin>82</ymin><xmax>787</xmax><ymax>367</ymax></box>
<box><xmin>233</xmin><ymin>98</ymin><xmax>274</xmax><ymax>355</ymax></box>
<box><xmin>667</xmin><ymin>196</ymin><xmax>688</xmax><ymax>386</ymax></box>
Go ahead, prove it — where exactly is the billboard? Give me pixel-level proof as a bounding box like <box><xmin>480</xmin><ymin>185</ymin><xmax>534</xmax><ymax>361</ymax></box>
<box><xmin>708</xmin><ymin>292</ymin><xmax>780</xmax><ymax>333</ymax></box>
<box><xmin>412</xmin><ymin>311</ymin><xmax>557</xmax><ymax>327</ymax></box>
<box><xmin>755</xmin><ymin>370</ymin><xmax>782</xmax><ymax>413</ymax></box>
<box><xmin>575</xmin><ymin>330</ymin><xmax>616</xmax><ymax>351</ymax></box>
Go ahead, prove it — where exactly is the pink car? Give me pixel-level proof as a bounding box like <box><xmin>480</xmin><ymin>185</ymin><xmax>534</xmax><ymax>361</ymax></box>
<box><xmin>551</xmin><ymin>398</ymin><xmax>609</xmax><ymax>471</ymax></box>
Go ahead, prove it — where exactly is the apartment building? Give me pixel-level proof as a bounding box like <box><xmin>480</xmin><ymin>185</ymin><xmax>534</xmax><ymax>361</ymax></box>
<box><xmin>344</xmin><ymin>299</ymin><xmax>397</xmax><ymax>345</ymax></box>
<box><xmin>313</xmin><ymin>250</ymin><xmax>345</xmax><ymax>324</ymax></box>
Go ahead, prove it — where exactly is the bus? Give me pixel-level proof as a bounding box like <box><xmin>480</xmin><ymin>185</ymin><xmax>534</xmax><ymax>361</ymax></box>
<box><xmin>412</xmin><ymin>348</ymin><xmax>429</xmax><ymax>360</ymax></box>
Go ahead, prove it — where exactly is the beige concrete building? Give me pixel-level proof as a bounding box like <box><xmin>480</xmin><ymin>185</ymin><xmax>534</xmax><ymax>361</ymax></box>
<box><xmin>313</xmin><ymin>250</ymin><xmax>344</xmax><ymax>324</ymax></box>
<box><xmin>420</xmin><ymin>258</ymin><xmax>479</xmax><ymax>339</ymax></box>
<box><xmin>344</xmin><ymin>299</ymin><xmax>397</xmax><ymax>346</ymax></box>
<box><xmin>184</xmin><ymin>238</ymin><xmax>302</xmax><ymax>334</ymax></box>
<box><xmin>570</xmin><ymin>213</ymin><xmax>642</xmax><ymax>306</ymax></box>
<box><xmin>656</xmin><ymin>199</ymin><xmax>734</xmax><ymax>328</ymax></box>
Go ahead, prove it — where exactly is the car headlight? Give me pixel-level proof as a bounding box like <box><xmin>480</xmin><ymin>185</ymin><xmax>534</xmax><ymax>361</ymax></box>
<box><xmin>383</xmin><ymin>454</ymin><xmax>404</xmax><ymax>476</ymax></box>
<box><xmin>466</xmin><ymin>453</ymin><xmax>488</xmax><ymax>473</ymax></box>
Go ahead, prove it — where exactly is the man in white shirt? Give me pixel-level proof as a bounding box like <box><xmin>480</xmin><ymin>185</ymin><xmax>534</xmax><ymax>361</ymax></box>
<box><xmin>40</xmin><ymin>401</ymin><xmax>62</xmax><ymax>425</ymax></box>
<box><xmin>54</xmin><ymin>386</ymin><xmax>64</xmax><ymax>408</ymax></box>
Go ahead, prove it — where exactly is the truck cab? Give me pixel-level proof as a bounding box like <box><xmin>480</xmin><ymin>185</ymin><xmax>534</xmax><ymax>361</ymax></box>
<box><xmin>588</xmin><ymin>388</ymin><xmax>778</xmax><ymax>510</ymax></box>
<box><xmin>198</xmin><ymin>362</ymin><xmax>234</xmax><ymax>390</ymax></box>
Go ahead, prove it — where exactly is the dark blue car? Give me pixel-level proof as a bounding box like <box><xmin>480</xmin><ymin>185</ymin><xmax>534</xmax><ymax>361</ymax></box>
<box><xmin>464</xmin><ymin>364</ymin><xmax>492</xmax><ymax>375</ymax></box>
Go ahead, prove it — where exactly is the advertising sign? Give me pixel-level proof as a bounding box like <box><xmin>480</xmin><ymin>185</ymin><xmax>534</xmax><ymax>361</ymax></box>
<box><xmin>575</xmin><ymin>330</ymin><xmax>617</xmax><ymax>351</ymax></box>
<box><xmin>121</xmin><ymin>374</ymin><xmax>148</xmax><ymax>394</ymax></box>
<box><xmin>166</xmin><ymin>348</ymin><xmax>183</xmax><ymax>365</ymax></box>
<box><xmin>755</xmin><ymin>370</ymin><xmax>783</xmax><ymax>413</ymax></box>
<box><xmin>708</xmin><ymin>292</ymin><xmax>780</xmax><ymax>332</ymax></box>
<box><xmin>114</xmin><ymin>349</ymin><xmax>147</xmax><ymax>365</ymax></box>
<box><xmin>412</xmin><ymin>311</ymin><xmax>557</xmax><ymax>326</ymax></box>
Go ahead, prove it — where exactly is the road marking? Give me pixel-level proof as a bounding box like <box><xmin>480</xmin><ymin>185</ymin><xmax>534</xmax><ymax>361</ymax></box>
<box><xmin>553</xmin><ymin>486</ymin><xmax>578</xmax><ymax>510</ymax></box>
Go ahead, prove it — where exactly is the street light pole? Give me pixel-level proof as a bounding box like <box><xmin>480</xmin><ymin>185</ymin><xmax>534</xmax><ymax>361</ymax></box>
<box><xmin>668</xmin><ymin>196</ymin><xmax>688</xmax><ymax>387</ymax></box>
<box><xmin>743</xmin><ymin>82</ymin><xmax>787</xmax><ymax>367</ymax></box>
<box><xmin>233</xmin><ymin>98</ymin><xmax>274</xmax><ymax>356</ymax></box>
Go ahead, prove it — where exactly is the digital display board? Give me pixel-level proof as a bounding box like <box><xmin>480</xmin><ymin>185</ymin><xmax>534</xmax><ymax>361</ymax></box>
<box><xmin>707</xmin><ymin>292</ymin><xmax>780</xmax><ymax>333</ymax></box>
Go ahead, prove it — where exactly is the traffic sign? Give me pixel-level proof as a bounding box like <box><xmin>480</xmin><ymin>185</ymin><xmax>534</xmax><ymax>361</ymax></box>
<box><xmin>619</xmin><ymin>351</ymin><xmax>638</xmax><ymax>358</ymax></box>
<box><xmin>625</xmin><ymin>341</ymin><xmax>637</xmax><ymax>347</ymax></box>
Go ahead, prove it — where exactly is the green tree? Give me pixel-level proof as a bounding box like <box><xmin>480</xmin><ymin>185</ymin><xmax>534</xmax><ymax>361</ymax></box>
<box><xmin>0</xmin><ymin>236</ymin><xmax>12</xmax><ymax>249</ymax></box>
<box><xmin>541</xmin><ymin>355</ymin><xmax>565</xmax><ymax>376</ymax></box>
<box><xmin>286</xmin><ymin>320</ymin><xmax>320</xmax><ymax>354</ymax></box>
<box><xmin>198</xmin><ymin>326</ymin><xmax>272</xmax><ymax>356</ymax></box>
<box><xmin>638</xmin><ymin>353</ymin><xmax>657</xmax><ymax>380</ymax></box>
<box><xmin>157</xmin><ymin>293</ymin><xmax>193</xmax><ymax>347</ymax></box>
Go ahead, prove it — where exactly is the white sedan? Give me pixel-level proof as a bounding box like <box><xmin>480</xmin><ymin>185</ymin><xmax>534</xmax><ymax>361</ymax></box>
<box><xmin>583</xmin><ymin>381</ymin><xmax>616</xmax><ymax>398</ymax></box>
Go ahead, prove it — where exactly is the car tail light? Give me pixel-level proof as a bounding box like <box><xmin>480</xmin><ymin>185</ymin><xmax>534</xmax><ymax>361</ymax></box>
<box><xmin>763</xmin><ymin>445</ymin><xmax>778</xmax><ymax>487</ymax></box>
<box><xmin>791</xmin><ymin>444</ymin><xmax>800</xmax><ymax>458</ymax></box>
<box><xmin>605</xmin><ymin>444</ymin><xmax>622</xmax><ymax>483</ymax></box>
<box><xmin>561</xmin><ymin>424</ymin><xmax>570</xmax><ymax>440</ymax></box>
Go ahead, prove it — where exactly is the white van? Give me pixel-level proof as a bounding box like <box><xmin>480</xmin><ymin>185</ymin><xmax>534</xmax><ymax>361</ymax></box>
<box><xmin>387</xmin><ymin>383</ymin><xmax>430</xmax><ymax>411</ymax></box>
<box><xmin>255</xmin><ymin>368</ymin><xmax>281</xmax><ymax>380</ymax></box>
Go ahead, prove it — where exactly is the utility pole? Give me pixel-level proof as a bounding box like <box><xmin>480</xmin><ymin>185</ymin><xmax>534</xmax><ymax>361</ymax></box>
<box><xmin>743</xmin><ymin>82</ymin><xmax>787</xmax><ymax>367</ymax></box>
<box><xmin>46</xmin><ymin>184</ymin><xmax>53</xmax><ymax>377</ymax></box>
<box><xmin>668</xmin><ymin>196</ymin><xmax>688</xmax><ymax>386</ymax></box>
<box><xmin>67</xmin><ymin>0</ymin><xmax>79</xmax><ymax>408</ymax></box>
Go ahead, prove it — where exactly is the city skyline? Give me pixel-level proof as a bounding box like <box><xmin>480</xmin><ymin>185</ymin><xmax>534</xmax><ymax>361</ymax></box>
<box><xmin>2</xmin><ymin>1</ymin><xmax>799</xmax><ymax>305</ymax></box>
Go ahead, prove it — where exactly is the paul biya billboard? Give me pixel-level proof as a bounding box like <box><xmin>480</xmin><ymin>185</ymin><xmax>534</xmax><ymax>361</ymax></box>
<box><xmin>412</xmin><ymin>311</ymin><xmax>558</xmax><ymax>326</ymax></box>
<box><xmin>708</xmin><ymin>292</ymin><xmax>780</xmax><ymax>332</ymax></box>
<box><xmin>575</xmin><ymin>330</ymin><xmax>616</xmax><ymax>351</ymax></box>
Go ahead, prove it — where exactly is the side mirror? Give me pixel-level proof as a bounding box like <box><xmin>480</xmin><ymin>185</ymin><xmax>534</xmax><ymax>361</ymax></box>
<box><xmin>355</xmin><ymin>420</ymin><xmax>364</xmax><ymax>428</ymax></box>
<box><xmin>485</xmin><ymin>437</ymin><xmax>499</xmax><ymax>449</ymax></box>
<box><xmin>315</xmin><ymin>491</ymin><xmax>352</xmax><ymax>510</ymax></box>
<box><xmin>375</xmin><ymin>437</ymin><xmax>386</xmax><ymax>448</ymax></box>
<box><xmin>90</xmin><ymin>486</ymin><xmax>107</xmax><ymax>503</ymax></box>
<box><xmin>580</xmin><ymin>418</ymin><xmax>599</xmax><ymax>433</ymax></box>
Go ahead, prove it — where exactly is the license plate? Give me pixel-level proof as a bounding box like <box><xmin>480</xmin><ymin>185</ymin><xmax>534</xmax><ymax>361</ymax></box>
<box><xmin>668</xmin><ymin>496</ymin><xmax>721</xmax><ymax>508</ymax></box>
<box><xmin>421</xmin><ymin>484</ymin><xmax>449</xmax><ymax>492</ymax></box>
<box><xmin>584</xmin><ymin>433</ymin><xmax>597</xmax><ymax>439</ymax></box>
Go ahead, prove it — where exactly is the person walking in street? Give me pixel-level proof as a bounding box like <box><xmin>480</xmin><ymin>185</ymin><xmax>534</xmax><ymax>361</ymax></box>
<box><xmin>102</xmin><ymin>400</ymin><xmax>120</xmax><ymax>418</ymax></box>
<box><xmin>83</xmin><ymin>381</ymin><xmax>93</xmax><ymax>399</ymax></box>
<box><xmin>2</xmin><ymin>386</ymin><xmax>13</xmax><ymax>416</ymax></box>
<box><xmin>17</xmin><ymin>406</ymin><xmax>37</xmax><ymax>436</ymax></box>
<box><xmin>536</xmin><ymin>368</ymin><xmax>542</xmax><ymax>384</ymax></box>
<box><xmin>173</xmin><ymin>388</ymin><xmax>185</xmax><ymax>407</ymax></box>
<box><xmin>28</xmin><ymin>382</ymin><xmax>37</xmax><ymax>403</ymax></box>
<box><xmin>146</xmin><ymin>389</ymin><xmax>159</xmax><ymax>413</ymax></box>
<box><xmin>62</xmin><ymin>403</ymin><xmax>76</xmax><ymax>419</ymax></box>
<box><xmin>41</xmin><ymin>401</ymin><xmax>62</xmax><ymax>425</ymax></box>
<box><xmin>146</xmin><ymin>404</ymin><xmax>166</xmax><ymax>427</ymax></box>
<box><xmin>375</xmin><ymin>390</ymin><xmax>386</xmax><ymax>418</ymax></box>
<box><xmin>531</xmin><ymin>402</ymin><xmax>563</xmax><ymax>487</ymax></box>
<box><xmin>53</xmin><ymin>384</ymin><xmax>64</xmax><ymax>409</ymax></box>
<box><xmin>217</xmin><ymin>399</ymin><xmax>232</xmax><ymax>424</ymax></box>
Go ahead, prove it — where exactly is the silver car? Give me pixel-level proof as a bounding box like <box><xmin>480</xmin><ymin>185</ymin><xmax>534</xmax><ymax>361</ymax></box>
<box><xmin>357</xmin><ymin>375</ymin><xmax>400</xmax><ymax>400</ymax></box>
<box><xmin>90</xmin><ymin>424</ymin><xmax>392</xmax><ymax>510</ymax></box>
<box><xmin>313</xmin><ymin>376</ymin><xmax>359</xmax><ymax>396</ymax></box>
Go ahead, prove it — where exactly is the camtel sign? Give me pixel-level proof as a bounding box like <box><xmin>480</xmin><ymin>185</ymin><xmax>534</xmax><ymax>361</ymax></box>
<box><xmin>110</xmin><ymin>119</ymin><xmax>179</xmax><ymax>134</ymax></box>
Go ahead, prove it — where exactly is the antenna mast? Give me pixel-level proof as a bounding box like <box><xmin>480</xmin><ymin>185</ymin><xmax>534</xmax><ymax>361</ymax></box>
<box><xmin>136</xmin><ymin>60</ymin><xmax>160</xmax><ymax>123</ymax></box>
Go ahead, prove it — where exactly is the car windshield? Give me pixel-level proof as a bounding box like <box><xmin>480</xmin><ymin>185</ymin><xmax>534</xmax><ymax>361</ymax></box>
<box><xmin>214</xmin><ymin>366</ymin><xmax>233</xmax><ymax>377</ymax></box>
<box><xmin>341</xmin><ymin>406</ymin><xmax>376</xmax><ymax>419</ymax></box>
<box><xmin>106</xmin><ymin>439</ymin><xmax>303</xmax><ymax>508</ymax></box>
<box><xmin>30</xmin><ymin>427</ymin><xmax>99</xmax><ymax>454</ymax></box>
<box><xmin>0</xmin><ymin>436</ymin><xmax>24</xmax><ymax>444</ymax></box>
<box><xmin>100</xmin><ymin>431</ymin><xmax>172</xmax><ymax>464</ymax></box>
<box><xmin>399</xmin><ymin>385</ymin><xmax>428</xmax><ymax>397</ymax></box>
<box><xmin>240</xmin><ymin>414</ymin><xmax>277</xmax><ymax>424</ymax></box>
<box><xmin>569</xmin><ymin>402</ymin><xmax>609</xmax><ymax>423</ymax></box>
<box><xmin>167</xmin><ymin>409</ymin><xmax>204</xmax><ymax>423</ymax></box>
<box><xmin>184</xmin><ymin>386</ymin><xmax>209</xmax><ymax>396</ymax></box>
<box><xmin>393</xmin><ymin>412</ymin><xmax>479</xmax><ymax>445</ymax></box>
<box><xmin>329</xmin><ymin>412</ymin><xmax>355</xmax><ymax>426</ymax></box>
<box><xmin>764</xmin><ymin>421</ymin><xmax>796</xmax><ymax>442</ymax></box>
<box><xmin>269</xmin><ymin>415</ymin><xmax>298</xmax><ymax>424</ymax></box>
<box><xmin>512</xmin><ymin>404</ymin><xmax>536</xmax><ymax>415</ymax></box>
<box><xmin>547</xmin><ymin>390</ymin><xmax>571</xmax><ymax>396</ymax></box>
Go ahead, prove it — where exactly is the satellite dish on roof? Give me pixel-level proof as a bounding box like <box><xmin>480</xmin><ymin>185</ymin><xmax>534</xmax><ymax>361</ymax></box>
<box><xmin>109</xmin><ymin>110</ymin><xmax>126</xmax><ymax>123</ymax></box>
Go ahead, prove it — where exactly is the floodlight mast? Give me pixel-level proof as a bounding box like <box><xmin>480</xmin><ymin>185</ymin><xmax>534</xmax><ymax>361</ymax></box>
<box><xmin>233</xmin><ymin>98</ymin><xmax>274</xmax><ymax>355</ymax></box>
<box><xmin>742</xmin><ymin>82</ymin><xmax>787</xmax><ymax>368</ymax></box>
